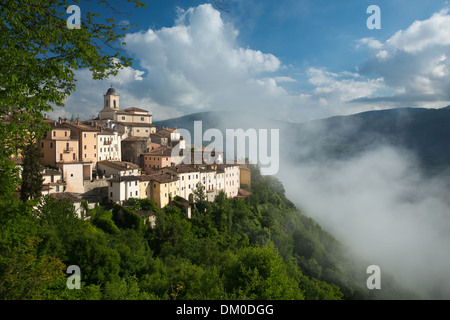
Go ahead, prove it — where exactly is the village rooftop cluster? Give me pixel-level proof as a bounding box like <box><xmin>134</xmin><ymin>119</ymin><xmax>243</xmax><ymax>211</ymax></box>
<box><xmin>12</xmin><ymin>87</ymin><xmax>252</xmax><ymax>217</ymax></box>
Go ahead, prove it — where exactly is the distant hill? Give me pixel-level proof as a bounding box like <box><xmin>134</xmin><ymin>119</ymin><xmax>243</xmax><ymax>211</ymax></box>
<box><xmin>155</xmin><ymin>106</ymin><xmax>450</xmax><ymax>175</ymax></box>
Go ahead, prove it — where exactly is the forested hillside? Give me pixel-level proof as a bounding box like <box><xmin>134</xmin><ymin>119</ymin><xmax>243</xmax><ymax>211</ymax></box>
<box><xmin>0</xmin><ymin>163</ymin><xmax>415</xmax><ymax>300</ymax></box>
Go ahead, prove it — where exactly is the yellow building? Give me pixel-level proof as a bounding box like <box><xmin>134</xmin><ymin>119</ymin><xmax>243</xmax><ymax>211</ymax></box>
<box><xmin>144</xmin><ymin>172</ymin><xmax>179</xmax><ymax>208</ymax></box>
<box><xmin>139</xmin><ymin>175</ymin><xmax>152</xmax><ymax>200</ymax></box>
<box><xmin>239</xmin><ymin>164</ymin><xmax>252</xmax><ymax>189</ymax></box>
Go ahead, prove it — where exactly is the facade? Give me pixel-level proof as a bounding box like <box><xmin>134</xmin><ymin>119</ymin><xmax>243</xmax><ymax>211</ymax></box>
<box><xmin>97</xmin><ymin>128</ymin><xmax>121</xmax><ymax>162</ymax></box>
<box><xmin>65</xmin><ymin>122</ymin><xmax>100</xmax><ymax>166</ymax></box>
<box><xmin>147</xmin><ymin>172</ymin><xmax>179</xmax><ymax>208</ymax></box>
<box><xmin>39</xmin><ymin>120</ymin><xmax>79</xmax><ymax>167</ymax></box>
<box><xmin>97</xmin><ymin>160</ymin><xmax>140</xmax><ymax>177</ymax></box>
<box><xmin>107</xmin><ymin>175</ymin><xmax>141</xmax><ymax>203</ymax></box>
<box><xmin>56</xmin><ymin>162</ymin><xmax>92</xmax><ymax>194</ymax></box>
<box><xmin>142</xmin><ymin>146</ymin><xmax>174</xmax><ymax>173</ymax></box>
<box><xmin>121</xmin><ymin>136</ymin><xmax>151</xmax><ymax>166</ymax></box>
<box><xmin>239</xmin><ymin>164</ymin><xmax>252</xmax><ymax>188</ymax></box>
<box><xmin>41</xmin><ymin>167</ymin><xmax>66</xmax><ymax>195</ymax></box>
<box><xmin>221</xmin><ymin>164</ymin><xmax>241</xmax><ymax>198</ymax></box>
<box><xmin>160</xmin><ymin>165</ymin><xmax>200</xmax><ymax>202</ymax></box>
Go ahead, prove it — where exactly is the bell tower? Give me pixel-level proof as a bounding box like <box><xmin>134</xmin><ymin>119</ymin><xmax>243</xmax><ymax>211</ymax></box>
<box><xmin>104</xmin><ymin>85</ymin><xmax>120</xmax><ymax>110</ymax></box>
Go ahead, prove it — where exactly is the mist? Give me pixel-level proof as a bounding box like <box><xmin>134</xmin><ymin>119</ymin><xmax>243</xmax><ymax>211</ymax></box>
<box><xmin>278</xmin><ymin>144</ymin><xmax>450</xmax><ymax>299</ymax></box>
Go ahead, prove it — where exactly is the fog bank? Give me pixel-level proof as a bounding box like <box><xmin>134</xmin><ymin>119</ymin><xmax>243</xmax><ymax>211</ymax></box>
<box><xmin>278</xmin><ymin>145</ymin><xmax>450</xmax><ymax>299</ymax></box>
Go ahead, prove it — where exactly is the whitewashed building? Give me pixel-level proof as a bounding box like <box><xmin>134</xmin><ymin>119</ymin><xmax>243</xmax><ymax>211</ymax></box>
<box><xmin>107</xmin><ymin>175</ymin><xmax>141</xmax><ymax>203</ymax></box>
<box><xmin>97</xmin><ymin>128</ymin><xmax>121</xmax><ymax>162</ymax></box>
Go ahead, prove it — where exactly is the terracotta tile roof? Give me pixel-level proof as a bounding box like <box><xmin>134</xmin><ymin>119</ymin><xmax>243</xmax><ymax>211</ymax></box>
<box><xmin>144</xmin><ymin>146</ymin><xmax>173</xmax><ymax>157</ymax></box>
<box><xmin>98</xmin><ymin>160</ymin><xmax>140</xmax><ymax>171</ymax></box>
<box><xmin>107</xmin><ymin>175</ymin><xmax>141</xmax><ymax>183</ymax></box>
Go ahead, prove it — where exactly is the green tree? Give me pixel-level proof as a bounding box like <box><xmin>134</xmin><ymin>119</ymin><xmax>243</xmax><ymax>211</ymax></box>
<box><xmin>0</xmin><ymin>236</ymin><xmax>66</xmax><ymax>300</ymax></box>
<box><xmin>0</xmin><ymin>0</ymin><xmax>145</xmax><ymax>158</ymax></box>
<box><xmin>20</xmin><ymin>141</ymin><xmax>44</xmax><ymax>201</ymax></box>
<box><xmin>192</xmin><ymin>182</ymin><xmax>207</xmax><ymax>213</ymax></box>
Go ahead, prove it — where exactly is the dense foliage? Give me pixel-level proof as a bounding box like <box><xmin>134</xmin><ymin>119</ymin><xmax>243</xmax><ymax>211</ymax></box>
<box><xmin>0</xmin><ymin>163</ymin><xmax>416</xmax><ymax>300</ymax></box>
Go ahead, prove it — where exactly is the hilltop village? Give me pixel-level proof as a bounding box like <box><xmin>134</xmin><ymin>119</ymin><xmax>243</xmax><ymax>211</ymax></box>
<box><xmin>14</xmin><ymin>87</ymin><xmax>252</xmax><ymax>217</ymax></box>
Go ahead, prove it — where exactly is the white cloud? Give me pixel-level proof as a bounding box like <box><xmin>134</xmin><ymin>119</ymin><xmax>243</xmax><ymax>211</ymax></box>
<box><xmin>54</xmin><ymin>5</ymin><xmax>450</xmax><ymax>124</ymax></box>
<box><xmin>358</xmin><ymin>8</ymin><xmax>450</xmax><ymax>106</ymax></box>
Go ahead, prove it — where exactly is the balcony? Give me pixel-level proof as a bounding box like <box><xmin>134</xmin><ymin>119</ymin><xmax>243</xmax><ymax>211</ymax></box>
<box><xmin>104</xmin><ymin>141</ymin><xmax>112</xmax><ymax>145</ymax></box>
<box><xmin>63</xmin><ymin>147</ymin><xmax>73</xmax><ymax>153</ymax></box>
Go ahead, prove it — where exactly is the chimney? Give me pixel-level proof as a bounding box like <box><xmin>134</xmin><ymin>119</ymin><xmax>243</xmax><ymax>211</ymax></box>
<box><xmin>58</xmin><ymin>117</ymin><xmax>62</xmax><ymax>124</ymax></box>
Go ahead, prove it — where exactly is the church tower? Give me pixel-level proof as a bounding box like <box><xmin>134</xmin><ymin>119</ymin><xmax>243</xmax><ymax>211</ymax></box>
<box><xmin>104</xmin><ymin>86</ymin><xmax>120</xmax><ymax>110</ymax></box>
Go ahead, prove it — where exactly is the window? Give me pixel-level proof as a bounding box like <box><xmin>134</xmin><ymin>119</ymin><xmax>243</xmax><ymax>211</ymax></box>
<box><xmin>100</xmin><ymin>148</ymin><xmax>102</xmax><ymax>152</ymax></box>
<box><xmin>84</xmin><ymin>133</ymin><xmax>86</xmax><ymax>138</ymax></box>
<box><xmin>84</xmin><ymin>154</ymin><xmax>87</xmax><ymax>158</ymax></box>
<box><xmin>73</xmin><ymin>153</ymin><xmax>75</xmax><ymax>160</ymax></box>
<box><xmin>141</xmin><ymin>117</ymin><xmax>145</xmax><ymax>121</ymax></box>
<box><xmin>110</xmin><ymin>192</ymin><xmax>113</xmax><ymax>197</ymax></box>
<box><xmin>84</xmin><ymin>145</ymin><xmax>86</xmax><ymax>150</ymax></box>
<box><xmin>100</xmin><ymin>137</ymin><xmax>102</xmax><ymax>141</ymax></box>
<box><xmin>65</xmin><ymin>131</ymin><xmax>67</xmax><ymax>137</ymax></box>
<box><xmin>41</xmin><ymin>142</ymin><xmax>44</xmax><ymax>148</ymax></box>
<box><xmin>50</xmin><ymin>142</ymin><xmax>53</xmax><ymax>148</ymax></box>
<box><xmin>122</xmin><ymin>116</ymin><xmax>125</xmax><ymax>120</ymax></box>
<box><xmin>114</xmin><ymin>100</ymin><xmax>116</xmax><ymax>108</ymax></box>
<box><xmin>94</xmin><ymin>134</ymin><xmax>96</xmax><ymax>138</ymax></box>
<box><xmin>94</xmin><ymin>153</ymin><xmax>96</xmax><ymax>158</ymax></box>
<box><xmin>94</xmin><ymin>145</ymin><xmax>96</xmax><ymax>149</ymax></box>
<box><xmin>56</xmin><ymin>186</ymin><xmax>59</xmax><ymax>192</ymax></box>
<box><xmin>70</xmin><ymin>173</ymin><xmax>73</xmax><ymax>177</ymax></box>
<box><xmin>135</xmin><ymin>191</ymin><xmax>138</xmax><ymax>196</ymax></box>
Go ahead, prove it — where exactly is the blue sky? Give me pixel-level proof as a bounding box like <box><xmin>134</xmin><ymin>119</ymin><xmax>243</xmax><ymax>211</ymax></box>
<box><xmin>57</xmin><ymin>0</ymin><xmax>450</xmax><ymax>122</ymax></box>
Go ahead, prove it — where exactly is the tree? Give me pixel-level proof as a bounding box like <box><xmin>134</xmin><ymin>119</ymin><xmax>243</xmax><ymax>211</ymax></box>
<box><xmin>192</xmin><ymin>182</ymin><xmax>207</xmax><ymax>213</ymax></box>
<box><xmin>20</xmin><ymin>141</ymin><xmax>44</xmax><ymax>201</ymax></box>
<box><xmin>0</xmin><ymin>0</ymin><xmax>145</xmax><ymax>159</ymax></box>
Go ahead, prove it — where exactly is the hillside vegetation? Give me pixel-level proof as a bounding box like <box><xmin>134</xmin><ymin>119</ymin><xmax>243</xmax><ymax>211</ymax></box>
<box><xmin>0</xmin><ymin>163</ymin><xmax>415</xmax><ymax>299</ymax></box>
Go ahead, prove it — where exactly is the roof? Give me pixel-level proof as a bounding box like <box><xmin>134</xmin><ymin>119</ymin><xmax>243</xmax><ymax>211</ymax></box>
<box><xmin>97</xmin><ymin>160</ymin><xmax>140</xmax><ymax>171</ymax></box>
<box><xmin>106</xmin><ymin>87</ymin><xmax>119</xmax><ymax>95</ymax></box>
<box><xmin>144</xmin><ymin>146</ymin><xmax>173</xmax><ymax>157</ymax></box>
<box><xmin>99</xmin><ymin>106</ymin><xmax>116</xmax><ymax>113</ymax></box>
<box><xmin>49</xmin><ymin>192</ymin><xmax>81</xmax><ymax>202</ymax></box>
<box><xmin>155</xmin><ymin>128</ymin><xmax>177</xmax><ymax>137</ymax></box>
<box><xmin>123</xmin><ymin>107</ymin><xmax>149</xmax><ymax>113</ymax></box>
<box><xmin>122</xmin><ymin>136</ymin><xmax>150</xmax><ymax>142</ymax></box>
<box><xmin>114</xmin><ymin>121</ymin><xmax>156</xmax><ymax>128</ymax></box>
<box><xmin>146</xmin><ymin>172</ymin><xmax>178</xmax><ymax>184</ymax></box>
<box><xmin>43</xmin><ymin>119</ymin><xmax>71</xmax><ymax>130</ymax></box>
<box><xmin>161</xmin><ymin>164</ymin><xmax>200</xmax><ymax>174</ymax></box>
<box><xmin>65</xmin><ymin>122</ymin><xmax>101</xmax><ymax>132</ymax></box>
<box><xmin>43</xmin><ymin>168</ymin><xmax>62</xmax><ymax>176</ymax></box>
<box><xmin>108</xmin><ymin>175</ymin><xmax>141</xmax><ymax>183</ymax></box>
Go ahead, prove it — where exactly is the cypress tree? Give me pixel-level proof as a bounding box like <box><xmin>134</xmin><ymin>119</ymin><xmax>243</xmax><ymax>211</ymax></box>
<box><xmin>20</xmin><ymin>142</ymin><xmax>44</xmax><ymax>201</ymax></box>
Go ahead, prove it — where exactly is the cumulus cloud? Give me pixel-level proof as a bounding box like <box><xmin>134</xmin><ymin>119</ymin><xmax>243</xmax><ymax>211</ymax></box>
<box><xmin>52</xmin><ymin>4</ymin><xmax>450</xmax><ymax>123</ymax></box>
<box><xmin>358</xmin><ymin>8</ymin><xmax>450</xmax><ymax>107</ymax></box>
